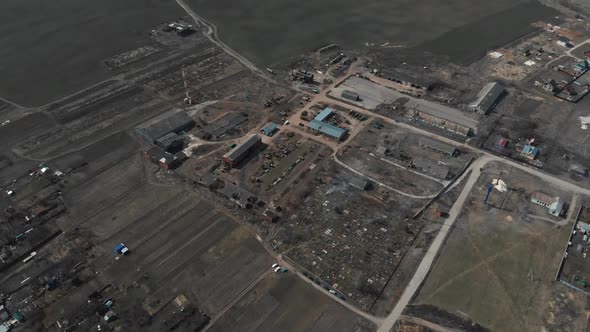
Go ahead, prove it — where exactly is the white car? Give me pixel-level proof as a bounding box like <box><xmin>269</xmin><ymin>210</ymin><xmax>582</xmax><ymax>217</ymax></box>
<box><xmin>272</xmin><ymin>263</ymin><xmax>279</xmax><ymax>269</ymax></box>
<box><xmin>273</xmin><ymin>267</ymin><xmax>281</xmax><ymax>273</ymax></box>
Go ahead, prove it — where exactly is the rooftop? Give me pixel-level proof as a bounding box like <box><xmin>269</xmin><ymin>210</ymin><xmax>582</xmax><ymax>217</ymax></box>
<box><xmin>146</xmin><ymin>146</ymin><xmax>178</xmax><ymax>164</ymax></box>
<box><xmin>261</xmin><ymin>122</ymin><xmax>278</xmax><ymax>136</ymax></box>
<box><xmin>136</xmin><ymin>109</ymin><xmax>195</xmax><ymax>141</ymax></box>
<box><xmin>314</xmin><ymin>108</ymin><xmax>334</xmax><ymax>122</ymax></box>
<box><xmin>349</xmin><ymin>177</ymin><xmax>369</xmax><ymax>190</ymax></box>
<box><xmin>418</xmin><ymin>137</ymin><xmax>457</xmax><ymax>155</ymax></box>
<box><xmin>223</xmin><ymin>134</ymin><xmax>261</xmax><ymax>161</ymax></box>
<box><xmin>407</xmin><ymin>97</ymin><xmax>479</xmax><ymax>131</ymax></box>
<box><xmin>531</xmin><ymin>192</ymin><xmax>558</xmax><ymax>205</ymax></box>
<box><xmin>468</xmin><ymin>82</ymin><xmax>505</xmax><ymax>113</ymax></box>
<box><xmin>156</xmin><ymin>132</ymin><xmax>182</xmax><ymax>146</ymax></box>
<box><xmin>522</xmin><ymin>144</ymin><xmax>539</xmax><ymax>156</ymax></box>
<box><xmin>308</xmin><ymin>120</ymin><xmax>347</xmax><ymax>139</ymax></box>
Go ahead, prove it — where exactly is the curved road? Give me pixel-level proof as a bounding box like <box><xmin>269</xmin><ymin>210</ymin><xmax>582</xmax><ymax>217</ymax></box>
<box><xmin>334</xmin><ymin>155</ymin><xmax>438</xmax><ymax>199</ymax></box>
<box><xmin>172</xmin><ymin>3</ymin><xmax>590</xmax><ymax>331</ymax></box>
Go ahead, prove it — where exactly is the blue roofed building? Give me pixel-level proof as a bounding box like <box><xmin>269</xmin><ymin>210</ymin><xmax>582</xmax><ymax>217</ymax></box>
<box><xmin>521</xmin><ymin>144</ymin><xmax>539</xmax><ymax>160</ymax></box>
<box><xmin>308</xmin><ymin>120</ymin><xmax>347</xmax><ymax>141</ymax></box>
<box><xmin>315</xmin><ymin>108</ymin><xmax>334</xmax><ymax>122</ymax></box>
<box><xmin>260</xmin><ymin>122</ymin><xmax>278</xmax><ymax>136</ymax></box>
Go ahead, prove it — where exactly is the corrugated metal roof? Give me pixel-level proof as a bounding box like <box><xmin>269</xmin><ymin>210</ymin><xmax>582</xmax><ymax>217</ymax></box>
<box><xmin>418</xmin><ymin>137</ymin><xmax>457</xmax><ymax>155</ymax></box>
<box><xmin>223</xmin><ymin>134</ymin><xmax>261</xmax><ymax>161</ymax></box>
<box><xmin>261</xmin><ymin>122</ymin><xmax>278</xmax><ymax>136</ymax></box>
<box><xmin>136</xmin><ymin>109</ymin><xmax>195</xmax><ymax>141</ymax></box>
<box><xmin>469</xmin><ymin>82</ymin><xmax>505</xmax><ymax>113</ymax></box>
<box><xmin>156</xmin><ymin>132</ymin><xmax>182</xmax><ymax>146</ymax></box>
<box><xmin>314</xmin><ymin>108</ymin><xmax>333</xmax><ymax>122</ymax></box>
<box><xmin>308</xmin><ymin>120</ymin><xmax>346</xmax><ymax>140</ymax></box>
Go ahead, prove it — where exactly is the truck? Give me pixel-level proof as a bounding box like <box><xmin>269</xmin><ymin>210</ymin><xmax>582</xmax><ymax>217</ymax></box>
<box><xmin>114</xmin><ymin>243</ymin><xmax>129</xmax><ymax>255</ymax></box>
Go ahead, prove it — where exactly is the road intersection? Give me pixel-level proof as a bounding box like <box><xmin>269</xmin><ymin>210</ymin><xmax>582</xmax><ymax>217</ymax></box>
<box><xmin>175</xmin><ymin>3</ymin><xmax>590</xmax><ymax>330</ymax></box>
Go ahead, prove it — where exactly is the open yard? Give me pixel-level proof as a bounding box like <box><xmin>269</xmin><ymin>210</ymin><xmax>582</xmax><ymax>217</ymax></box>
<box><xmin>209</xmin><ymin>273</ymin><xmax>375</xmax><ymax>332</ymax></box>
<box><xmin>414</xmin><ymin>161</ymin><xmax>580</xmax><ymax>331</ymax></box>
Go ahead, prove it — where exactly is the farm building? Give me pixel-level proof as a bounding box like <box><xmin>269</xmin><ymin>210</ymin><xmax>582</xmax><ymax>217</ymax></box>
<box><xmin>468</xmin><ymin>82</ymin><xmax>505</xmax><ymax>115</ymax></box>
<box><xmin>531</xmin><ymin>192</ymin><xmax>564</xmax><ymax>217</ymax></box>
<box><xmin>407</xmin><ymin>100</ymin><xmax>478</xmax><ymax>137</ymax></box>
<box><xmin>144</xmin><ymin>146</ymin><xmax>179</xmax><ymax>170</ymax></box>
<box><xmin>418</xmin><ymin>137</ymin><xmax>457</xmax><ymax>156</ymax></box>
<box><xmin>260</xmin><ymin>122</ymin><xmax>278</xmax><ymax>136</ymax></box>
<box><xmin>223</xmin><ymin>134</ymin><xmax>262</xmax><ymax>168</ymax></box>
<box><xmin>341</xmin><ymin>90</ymin><xmax>360</xmax><ymax>101</ymax></box>
<box><xmin>155</xmin><ymin>132</ymin><xmax>184</xmax><ymax>152</ymax></box>
<box><xmin>315</xmin><ymin>108</ymin><xmax>334</xmax><ymax>122</ymax></box>
<box><xmin>349</xmin><ymin>177</ymin><xmax>369</xmax><ymax>190</ymax></box>
<box><xmin>202</xmin><ymin>113</ymin><xmax>248</xmax><ymax>139</ymax></box>
<box><xmin>308</xmin><ymin>120</ymin><xmax>347</xmax><ymax>141</ymax></box>
<box><xmin>136</xmin><ymin>109</ymin><xmax>195</xmax><ymax>143</ymax></box>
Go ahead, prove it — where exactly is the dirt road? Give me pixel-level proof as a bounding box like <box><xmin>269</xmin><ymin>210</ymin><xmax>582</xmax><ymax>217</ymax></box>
<box><xmin>175</xmin><ymin>0</ymin><xmax>266</xmax><ymax>78</ymax></box>
<box><xmin>377</xmin><ymin>156</ymin><xmax>487</xmax><ymax>332</ymax></box>
<box><xmin>334</xmin><ymin>155</ymin><xmax>438</xmax><ymax>199</ymax></box>
<box><xmin>147</xmin><ymin>7</ymin><xmax>590</xmax><ymax>327</ymax></box>
<box><xmin>277</xmin><ymin>255</ymin><xmax>384</xmax><ymax>326</ymax></box>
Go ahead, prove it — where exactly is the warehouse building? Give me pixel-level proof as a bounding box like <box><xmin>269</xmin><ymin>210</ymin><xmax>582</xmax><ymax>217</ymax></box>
<box><xmin>315</xmin><ymin>108</ymin><xmax>334</xmax><ymax>122</ymax></box>
<box><xmin>223</xmin><ymin>134</ymin><xmax>262</xmax><ymax>168</ymax></box>
<box><xmin>418</xmin><ymin>137</ymin><xmax>458</xmax><ymax>156</ymax></box>
<box><xmin>308</xmin><ymin>120</ymin><xmax>347</xmax><ymax>141</ymax></box>
<box><xmin>155</xmin><ymin>132</ymin><xmax>184</xmax><ymax>152</ymax></box>
<box><xmin>410</xmin><ymin>109</ymin><xmax>473</xmax><ymax>137</ymax></box>
<box><xmin>136</xmin><ymin>109</ymin><xmax>195</xmax><ymax>143</ymax></box>
<box><xmin>341</xmin><ymin>90</ymin><xmax>360</xmax><ymax>101</ymax></box>
<box><xmin>468</xmin><ymin>82</ymin><xmax>505</xmax><ymax>115</ymax></box>
<box><xmin>307</xmin><ymin>107</ymin><xmax>347</xmax><ymax>141</ymax></box>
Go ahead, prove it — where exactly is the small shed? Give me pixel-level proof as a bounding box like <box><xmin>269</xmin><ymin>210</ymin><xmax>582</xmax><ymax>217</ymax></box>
<box><xmin>521</xmin><ymin>144</ymin><xmax>539</xmax><ymax>160</ymax></box>
<box><xmin>349</xmin><ymin>177</ymin><xmax>369</xmax><ymax>190</ymax></box>
<box><xmin>260</xmin><ymin>122</ymin><xmax>278</xmax><ymax>136</ymax></box>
